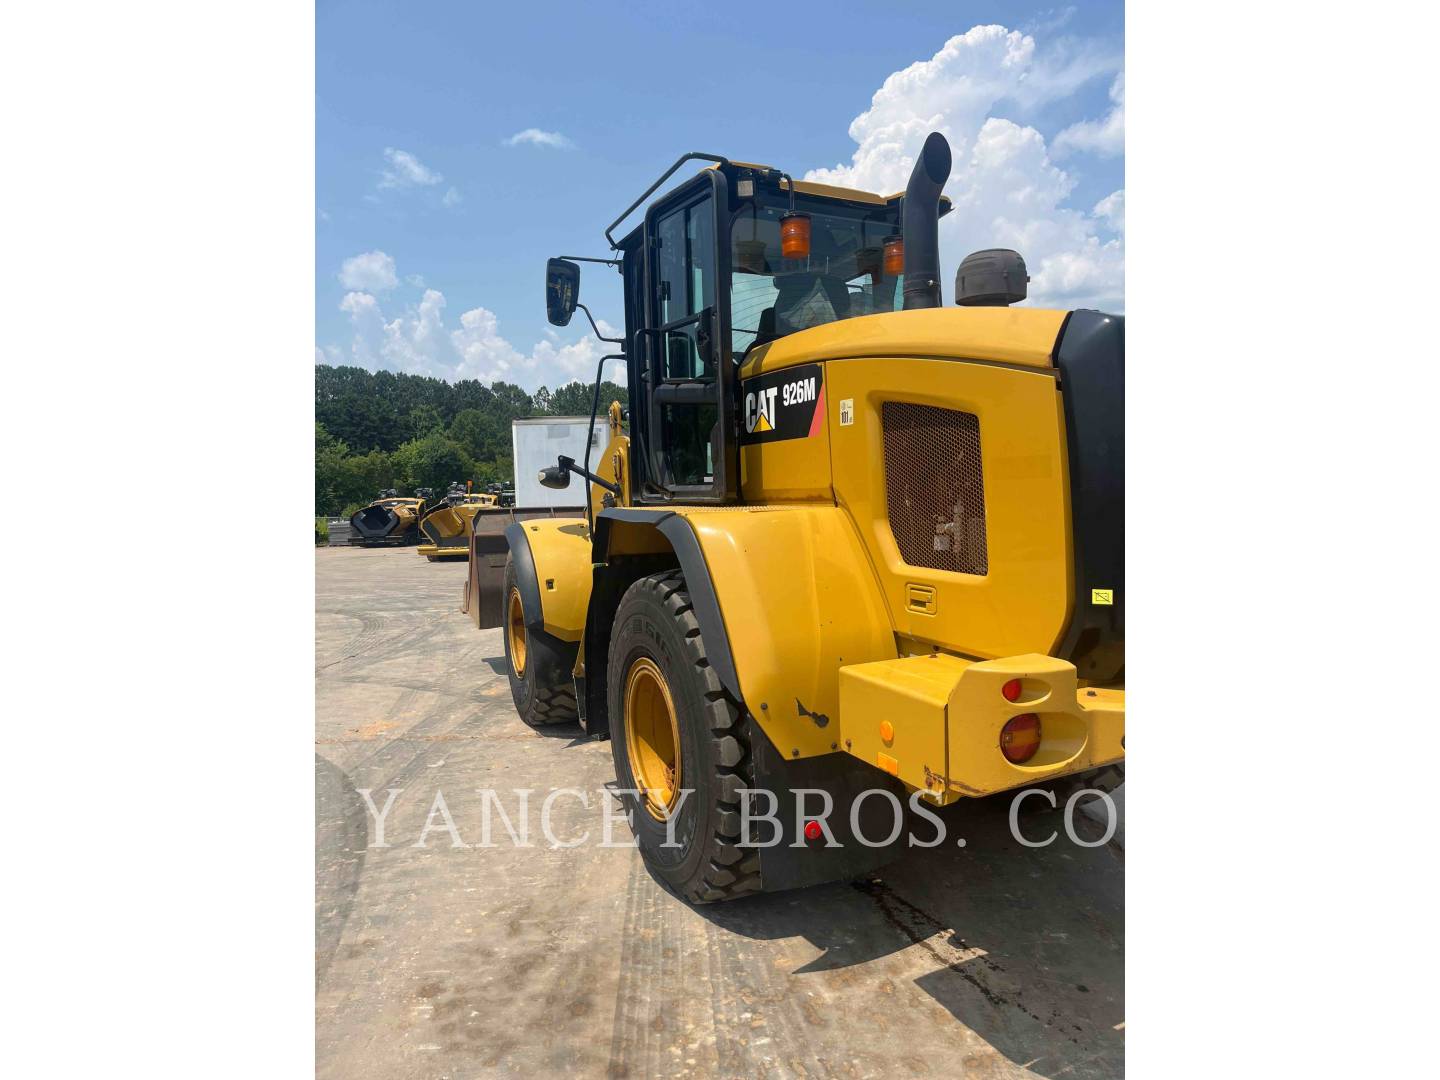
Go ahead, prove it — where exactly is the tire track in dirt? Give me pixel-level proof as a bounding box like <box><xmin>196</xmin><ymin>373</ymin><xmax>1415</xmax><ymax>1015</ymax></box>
<box><xmin>607</xmin><ymin>856</ymin><xmax>841</xmax><ymax>1078</ymax></box>
<box><xmin>700</xmin><ymin>907</ymin><xmax>834</xmax><ymax>1077</ymax></box>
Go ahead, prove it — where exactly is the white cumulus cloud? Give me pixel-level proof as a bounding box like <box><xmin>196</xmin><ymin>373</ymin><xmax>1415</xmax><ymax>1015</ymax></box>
<box><xmin>1094</xmin><ymin>189</ymin><xmax>1124</xmax><ymax>234</ymax></box>
<box><xmin>804</xmin><ymin>24</ymin><xmax>1123</xmax><ymax>311</ymax></box>
<box><xmin>338</xmin><ymin>250</ymin><xmax>398</xmax><ymax>292</ymax></box>
<box><xmin>503</xmin><ymin>128</ymin><xmax>575</xmax><ymax>150</ymax></box>
<box><xmin>331</xmin><ymin>286</ymin><xmax>619</xmax><ymax>390</ymax></box>
<box><xmin>1053</xmin><ymin>73</ymin><xmax>1124</xmax><ymax>158</ymax></box>
<box><xmin>379</xmin><ymin>147</ymin><xmax>443</xmax><ymax>189</ymax></box>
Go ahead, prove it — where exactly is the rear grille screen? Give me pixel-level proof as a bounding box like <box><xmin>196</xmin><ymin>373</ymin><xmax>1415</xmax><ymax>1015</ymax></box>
<box><xmin>881</xmin><ymin>402</ymin><xmax>988</xmax><ymax>575</ymax></box>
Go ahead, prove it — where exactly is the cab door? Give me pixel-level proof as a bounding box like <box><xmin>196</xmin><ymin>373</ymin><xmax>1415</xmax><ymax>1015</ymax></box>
<box><xmin>640</xmin><ymin>171</ymin><xmax>737</xmax><ymax>502</ymax></box>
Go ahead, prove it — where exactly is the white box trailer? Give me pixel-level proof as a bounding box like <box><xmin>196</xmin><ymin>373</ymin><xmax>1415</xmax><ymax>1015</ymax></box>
<box><xmin>510</xmin><ymin>416</ymin><xmax>602</xmax><ymax>508</ymax></box>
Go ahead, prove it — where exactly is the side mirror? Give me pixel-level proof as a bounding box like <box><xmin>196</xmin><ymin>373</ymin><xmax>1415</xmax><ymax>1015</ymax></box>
<box><xmin>545</xmin><ymin>258</ymin><xmax>580</xmax><ymax>327</ymax></box>
<box><xmin>538</xmin><ymin>464</ymin><xmax>571</xmax><ymax>490</ymax></box>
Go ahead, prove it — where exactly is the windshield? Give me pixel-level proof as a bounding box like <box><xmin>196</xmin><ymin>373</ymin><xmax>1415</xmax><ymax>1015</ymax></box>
<box><xmin>730</xmin><ymin>192</ymin><xmax>901</xmax><ymax>357</ymax></box>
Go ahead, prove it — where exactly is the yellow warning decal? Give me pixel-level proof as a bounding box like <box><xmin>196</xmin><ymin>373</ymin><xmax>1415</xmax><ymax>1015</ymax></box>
<box><xmin>1091</xmin><ymin>588</ymin><xmax>1114</xmax><ymax>605</ymax></box>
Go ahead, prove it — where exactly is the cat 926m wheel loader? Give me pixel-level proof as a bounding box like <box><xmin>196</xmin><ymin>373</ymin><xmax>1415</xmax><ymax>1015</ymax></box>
<box><xmin>475</xmin><ymin>132</ymin><xmax>1124</xmax><ymax>902</ymax></box>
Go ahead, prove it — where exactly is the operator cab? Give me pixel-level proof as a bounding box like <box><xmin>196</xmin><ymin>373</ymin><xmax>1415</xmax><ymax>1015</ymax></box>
<box><xmin>544</xmin><ymin>152</ymin><xmax>951</xmax><ymax>505</ymax></box>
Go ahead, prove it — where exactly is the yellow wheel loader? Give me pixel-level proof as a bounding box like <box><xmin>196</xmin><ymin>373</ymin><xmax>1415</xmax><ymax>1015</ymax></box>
<box><xmin>477</xmin><ymin>133</ymin><xmax>1124</xmax><ymax>902</ymax></box>
<box><xmin>418</xmin><ymin>482</ymin><xmax>499</xmax><ymax>560</ymax></box>
<box><xmin>348</xmin><ymin>489</ymin><xmax>428</xmax><ymax>546</ymax></box>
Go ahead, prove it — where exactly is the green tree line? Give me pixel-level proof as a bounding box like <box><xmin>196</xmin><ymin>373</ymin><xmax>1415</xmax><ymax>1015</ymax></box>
<box><xmin>315</xmin><ymin>364</ymin><xmax>624</xmax><ymax>517</ymax></box>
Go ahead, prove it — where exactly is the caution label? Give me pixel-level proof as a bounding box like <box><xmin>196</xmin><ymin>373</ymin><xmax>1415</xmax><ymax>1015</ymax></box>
<box><xmin>740</xmin><ymin>364</ymin><xmax>825</xmax><ymax>445</ymax></box>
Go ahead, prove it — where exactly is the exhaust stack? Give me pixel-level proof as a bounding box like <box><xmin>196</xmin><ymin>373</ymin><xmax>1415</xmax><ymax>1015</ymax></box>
<box><xmin>901</xmin><ymin>131</ymin><xmax>952</xmax><ymax>310</ymax></box>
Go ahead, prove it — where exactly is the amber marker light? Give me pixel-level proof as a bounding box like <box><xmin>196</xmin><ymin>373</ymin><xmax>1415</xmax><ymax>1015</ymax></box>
<box><xmin>780</xmin><ymin>212</ymin><xmax>811</xmax><ymax>259</ymax></box>
<box><xmin>883</xmin><ymin>235</ymin><xmax>904</xmax><ymax>275</ymax></box>
<box><xmin>1000</xmin><ymin>713</ymin><xmax>1041</xmax><ymax>764</ymax></box>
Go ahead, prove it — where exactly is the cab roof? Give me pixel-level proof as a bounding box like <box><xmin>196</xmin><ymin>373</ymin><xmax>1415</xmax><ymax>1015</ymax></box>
<box><xmin>718</xmin><ymin>160</ymin><xmax>953</xmax><ymax>211</ymax></box>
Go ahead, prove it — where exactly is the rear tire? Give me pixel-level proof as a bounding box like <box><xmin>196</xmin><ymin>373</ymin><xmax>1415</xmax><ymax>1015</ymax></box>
<box><xmin>608</xmin><ymin>570</ymin><xmax>763</xmax><ymax>903</ymax></box>
<box><xmin>503</xmin><ymin>556</ymin><xmax>578</xmax><ymax>726</ymax></box>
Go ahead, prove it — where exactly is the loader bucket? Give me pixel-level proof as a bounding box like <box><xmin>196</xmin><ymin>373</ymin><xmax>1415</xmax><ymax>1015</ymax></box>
<box><xmin>418</xmin><ymin>504</ymin><xmax>472</xmax><ymax>557</ymax></box>
<box><xmin>350</xmin><ymin>505</ymin><xmax>399</xmax><ymax>540</ymax></box>
<box><xmin>348</xmin><ymin>498</ymin><xmax>424</xmax><ymax>545</ymax></box>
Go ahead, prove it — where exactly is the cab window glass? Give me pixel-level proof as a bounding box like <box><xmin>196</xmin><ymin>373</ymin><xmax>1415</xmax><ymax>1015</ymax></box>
<box><xmin>730</xmin><ymin>194</ymin><xmax>900</xmax><ymax>356</ymax></box>
<box><xmin>655</xmin><ymin>198</ymin><xmax>714</xmax><ymax>327</ymax></box>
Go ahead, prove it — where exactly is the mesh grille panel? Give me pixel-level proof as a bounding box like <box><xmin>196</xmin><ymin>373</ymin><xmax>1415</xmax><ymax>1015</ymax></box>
<box><xmin>882</xmin><ymin>402</ymin><xmax>988</xmax><ymax>575</ymax></box>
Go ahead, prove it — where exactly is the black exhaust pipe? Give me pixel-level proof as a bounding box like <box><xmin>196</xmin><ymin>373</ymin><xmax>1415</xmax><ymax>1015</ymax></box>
<box><xmin>901</xmin><ymin>131</ymin><xmax>953</xmax><ymax>310</ymax></box>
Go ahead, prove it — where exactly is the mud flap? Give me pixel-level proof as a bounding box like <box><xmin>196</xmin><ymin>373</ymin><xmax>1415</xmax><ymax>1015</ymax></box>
<box><xmin>748</xmin><ymin>725</ymin><xmax>913</xmax><ymax>893</ymax></box>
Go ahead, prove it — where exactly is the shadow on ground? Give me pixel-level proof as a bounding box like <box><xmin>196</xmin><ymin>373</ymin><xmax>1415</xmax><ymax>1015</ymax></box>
<box><xmin>688</xmin><ymin>794</ymin><xmax>1124</xmax><ymax>1079</ymax></box>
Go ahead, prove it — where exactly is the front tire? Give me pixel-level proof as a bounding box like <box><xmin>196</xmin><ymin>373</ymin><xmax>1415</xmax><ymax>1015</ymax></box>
<box><xmin>502</xmin><ymin>556</ymin><xmax>578</xmax><ymax>726</ymax></box>
<box><xmin>608</xmin><ymin>570</ymin><xmax>763</xmax><ymax>903</ymax></box>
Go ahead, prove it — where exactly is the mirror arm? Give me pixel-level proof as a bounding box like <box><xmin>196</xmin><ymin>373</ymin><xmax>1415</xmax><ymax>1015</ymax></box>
<box><xmin>559</xmin><ymin>255</ymin><xmax>623</xmax><ymax>272</ymax></box>
<box><xmin>575</xmin><ymin>302</ymin><xmax>624</xmax><ymax>345</ymax></box>
<box><xmin>555</xmin><ymin>455</ymin><xmax>620</xmax><ymax>496</ymax></box>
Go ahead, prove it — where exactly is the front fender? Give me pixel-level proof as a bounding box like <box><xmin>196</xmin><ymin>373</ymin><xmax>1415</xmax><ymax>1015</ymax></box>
<box><xmin>506</xmin><ymin>518</ymin><xmax>591</xmax><ymax>641</ymax></box>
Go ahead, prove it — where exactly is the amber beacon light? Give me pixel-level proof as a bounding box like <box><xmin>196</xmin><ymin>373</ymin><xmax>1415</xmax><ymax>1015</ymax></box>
<box><xmin>883</xmin><ymin>234</ymin><xmax>905</xmax><ymax>275</ymax></box>
<box><xmin>780</xmin><ymin>211</ymin><xmax>811</xmax><ymax>259</ymax></box>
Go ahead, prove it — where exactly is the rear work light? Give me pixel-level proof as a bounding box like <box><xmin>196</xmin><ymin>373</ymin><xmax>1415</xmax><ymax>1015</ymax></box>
<box><xmin>1000</xmin><ymin>713</ymin><xmax>1041</xmax><ymax>764</ymax></box>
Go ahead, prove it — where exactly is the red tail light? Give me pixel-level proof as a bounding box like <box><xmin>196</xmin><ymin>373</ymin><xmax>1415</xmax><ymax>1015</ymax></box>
<box><xmin>1002</xmin><ymin>678</ymin><xmax>1022</xmax><ymax>702</ymax></box>
<box><xmin>1000</xmin><ymin>713</ymin><xmax>1041</xmax><ymax>763</ymax></box>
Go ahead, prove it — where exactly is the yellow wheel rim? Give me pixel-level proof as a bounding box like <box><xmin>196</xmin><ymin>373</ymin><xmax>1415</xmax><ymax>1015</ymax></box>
<box><xmin>624</xmin><ymin>657</ymin><xmax>682</xmax><ymax>820</ymax></box>
<box><xmin>507</xmin><ymin>588</ymin><xmax>527</xmax><ymax>677</ymax></box>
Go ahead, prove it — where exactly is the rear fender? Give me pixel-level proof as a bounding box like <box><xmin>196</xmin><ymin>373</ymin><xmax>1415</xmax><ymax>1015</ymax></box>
<box><xmin>591</xmin><ymin>506</ymin><xmax>895</xmax><ymax>758</ymax></box>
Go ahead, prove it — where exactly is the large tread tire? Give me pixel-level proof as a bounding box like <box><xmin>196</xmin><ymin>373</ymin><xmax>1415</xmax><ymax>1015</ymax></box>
<box><xmin>503</xmin><ymin>557</ymin><xmax>578</xmax><ymax>726</ymax></box>
<box><xmin>608</xmin><ymin>570</ymin><xmax>763</xmax><ymax>904</ymax></box>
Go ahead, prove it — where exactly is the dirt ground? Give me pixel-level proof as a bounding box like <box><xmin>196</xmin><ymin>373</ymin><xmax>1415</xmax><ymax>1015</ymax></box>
<box><xmin>316</xmin><ymin>546</ymin><xmax>1124</xmax><ymax>1079</ymax></box>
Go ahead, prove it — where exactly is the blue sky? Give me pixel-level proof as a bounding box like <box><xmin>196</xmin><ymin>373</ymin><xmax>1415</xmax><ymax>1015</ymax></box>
<box><xmin>317</xmin><ymin>1</ymin><xmax>1124</xmax><ymax>388</ymax></box>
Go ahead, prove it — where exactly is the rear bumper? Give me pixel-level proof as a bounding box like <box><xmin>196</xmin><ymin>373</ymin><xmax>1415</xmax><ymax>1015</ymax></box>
<box><xmin>838</xmin><ymin>652</ymin><xmax>1123</xmax><ymax>803</ymax></box>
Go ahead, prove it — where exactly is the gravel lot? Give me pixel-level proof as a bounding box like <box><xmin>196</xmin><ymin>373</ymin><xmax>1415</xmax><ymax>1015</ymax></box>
<box><xmin>316</xmin><ymin>546</ymin><xmax>1124</xmax><ymax>1078</ymax></box>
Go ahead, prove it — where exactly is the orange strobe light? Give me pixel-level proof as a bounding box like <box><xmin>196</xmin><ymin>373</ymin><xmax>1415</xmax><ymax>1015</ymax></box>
<box><xmin>883</xmin><ymin>235</ymin><xmax>904</xmax><ymax>275</ymax></box>
<box><xmin>780</xmin><ymin>212</ymin><xmax>811</xmax><ymax>259</ymax></box>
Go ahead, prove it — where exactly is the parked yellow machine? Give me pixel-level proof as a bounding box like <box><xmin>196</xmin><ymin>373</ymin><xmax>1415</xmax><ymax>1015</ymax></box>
<box><xmin>475</xmin><ymin>133</ymin><xmax>1124</xmax><ymax>901</ymax></box>
<box><xmin>418</xmin><ymin>483</ymin><xmax>498</xmax><ymax>560</ymax></box>
<box><xmin>348</xmin><ymin>490</ymin><xmax>428</xmax><ymax>546</ymax></box>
